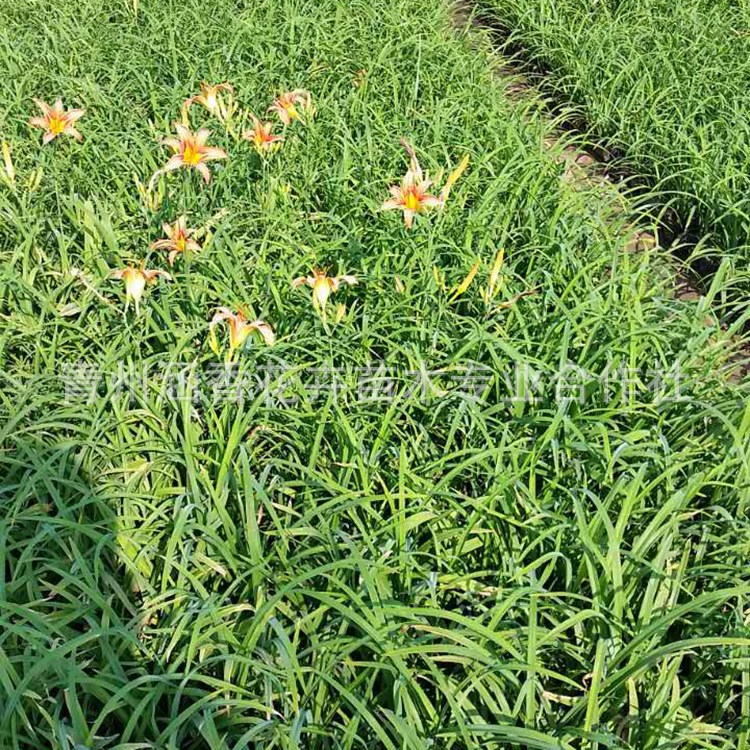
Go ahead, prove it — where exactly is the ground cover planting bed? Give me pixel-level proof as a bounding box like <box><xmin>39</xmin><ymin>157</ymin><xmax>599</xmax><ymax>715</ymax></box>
<box><xmin>480</xmin><ymin>0</ymin><xmax>750</xmax><ymax>289</ymax></box>
<box><xmin>1</xmin><ymin>0</ymin><xmax>749</xmax><ymax>747</ymax></box>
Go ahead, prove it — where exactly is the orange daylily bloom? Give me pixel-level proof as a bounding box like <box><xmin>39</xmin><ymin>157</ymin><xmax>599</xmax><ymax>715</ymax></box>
<box><xmin>184</xmin><ymin>82</ymin><xmax>234</xmax><ymax>117</ymax></box>
<box><xmin>381</xmin><ymin>140</ymin><xmax>443</xmax><ymax>229</ymax></box>
<box><xmin>209</xmin><ymin>308</ymin><xmax>275</xmax><ymax>356</ymax></box>
<box><xmin>381</xmin><ymin>139</ymin><xmax>469</xmax><ymax>229</ymax></box>
<box><xmin>150</xmin><ymin>217</ymin><xmax>201</xmax><ymax>266</ymax></box>
<box><xmin>110</xmin><ymin>265</ymin><xmax>171</xmax><ymax>315</ymax></box>
<box><xmin>243</xmin><ymin>114</ymin><xmax>283</xmax><ymax>154</ymax></box>
<box><xmin>29</xmin><ymin>98</ymin><xmax>85</xmax><ymax>144</ymax></box>
<box><xmin>159</xmin><ymin>124</ymin><xmax>227</xmax><ymax>183</ymax></box>
<box><xmin>292</xmin><ymin>269</ymin><xmax>357</xmax><ymax>312</ymax></box>
<box><xmin>268</xmin><ymin>90</ymin><xmax>312</xmax><ymax>126</ymax></box>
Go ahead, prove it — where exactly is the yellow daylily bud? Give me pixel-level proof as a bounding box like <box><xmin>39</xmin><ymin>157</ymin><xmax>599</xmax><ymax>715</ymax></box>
<box><xmin>484</xmin><ymin>247</ymin><xmax>505</xmax><ymax>304</ymax></box>
<box><xmin>26</xmin><ymin>167</ymin><xmax>43</xmax><ymax>192</ymax></box>
<box><xmin>440</xmin><ymin>154</ymin><xmax>470</xmax><ymax>202</ymax></box>
<box><xmin>432</xmin><ymin>265</ymin><xmax>446</xmax><ymax>290</ymax></box>
<box><xmin>1</xmin><ymin>141</ymin><xmax>15</xmax><ymax>188</ymax></box>
<box><xmin>449</xmin><ymin>259</ymin><xmax>480</xmax><ymax>301</ymax></box>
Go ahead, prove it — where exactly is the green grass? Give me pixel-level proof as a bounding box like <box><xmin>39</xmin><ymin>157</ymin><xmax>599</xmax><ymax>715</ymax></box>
<box><xmin>1</xmin><ymin>0</ymin><xmax>750</xmax><ymax>748</ymax></box>
<box><xmin>479</xmin><ymin>0</ymin><xmax>750</xmax><ymax>290</ymax></box>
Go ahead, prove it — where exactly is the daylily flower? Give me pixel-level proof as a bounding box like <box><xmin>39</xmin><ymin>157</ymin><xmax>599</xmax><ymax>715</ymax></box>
<box><xmin>150</xmin><ymin>216</ymin><xmax>201</xmax><ymax>266</ymax></box>
<box><xmin>381</xmin><ymin>139</ymin><xmax>469</xmax><ymax>229</ymax></box>
<box><xmin>29</xmin><ymin>98</ymin><xmax>85</xmax><ymax>144</ymax></box>
<box><xmin>381</xmin><ymin>141</ymin><xmax>442</xmax><ymax>229</ymax></box>
<box><xmin>268</xmin><ymin>90</ymin><xmax>312</xmax><ymax>126</ymax></box>
<box><xmin>184</xmin><ymin>82</ymin><xmax>234</xmax><ymax>118</ymax></box>
<box><xmin>243</xmin><ymin>114</ymin><xmax>283</xmax><ymax>154</ymax></box>
<box><xmin>292</xmin><ymin>269</ymin><xmax>357</xmax><ymax>312</ymax></box>
<box><xmin>158</xmin><ymin>124</ymin><xmax>227</xmax><ymax>183</ymax></box>
<box><xmin>209</xmin><ymin>308</ymin><xmax>275</xmax><ymax>358</ymax></box>
<box><xmin>110</xmin><ymin>265</ymin><xmax>171</xmax><ymax>315</ymax></box>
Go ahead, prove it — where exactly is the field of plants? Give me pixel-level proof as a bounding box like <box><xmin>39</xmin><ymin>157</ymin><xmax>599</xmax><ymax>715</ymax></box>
<box><xmin>1</xmin><ymin>0</ymin><xmax>749</xmax><ymax>748</ymax></box>
<box><xmin>482</xmin><ymin>0</ymin><xmax>750</xmax><ymax>283</ymax></box>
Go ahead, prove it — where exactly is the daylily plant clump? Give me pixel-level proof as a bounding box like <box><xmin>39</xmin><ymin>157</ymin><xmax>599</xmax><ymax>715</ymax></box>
<box><xmin>16</xmin><ymin>83</ymin><xmax>470</xmax><ymax>359</ymax></box>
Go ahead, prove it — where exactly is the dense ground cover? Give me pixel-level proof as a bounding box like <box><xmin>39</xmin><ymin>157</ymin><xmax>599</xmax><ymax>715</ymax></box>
<box><xmin>481</xmin><ymin>0</ymin><xmax>750</xmax><ymax>283</ymax></box>
<box><xmin>1</xmin><ymin>0</ymin><xmax>749</xmax><ymax>748</ymax></box>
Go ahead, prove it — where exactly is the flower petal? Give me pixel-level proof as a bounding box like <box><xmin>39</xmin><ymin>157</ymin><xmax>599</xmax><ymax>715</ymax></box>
<box><xmin>33</xmin><ymin>98</ymin><xmax>52</xmax><ymax>117</ymax></box>
<box><xmin>161</xmin><ymin>154</ymin><xmax>185</xmax><ymax>173</ymax></box>
<box><xmin>269</xmin><ymin>104</ymin><xmax>291</xmax><ymax>126</ymax></box>
<box><xmin>381</xmin><ymin>198</ymin><xmax>401</xmax><ymax>211</ymax></box>
<box><xmin>195</xmin><ymin>128</ymin><xmax>212</xmax><ymax>146</ymax></box>
<box><xmin>63</xmin><ymin>125</ymin><xmax>83</xmax><ymax>142</ymax></box>
<box><xmin>250</xmin><ymin>320</ymin><xmax>276</xmax><ymax>346</ymax></box>
<box><xmin>210</xmin><ymin>308</ymin><xmax>234</xmax><ymax>329</ymax></box>
<box><xmin>65</xmin><ymin>108</ymin><xmax>85</xmax><ymax>124</ymax></box>
<box><xmin>202</xmin><ymin>146</ymin><xmax>227</xmax><ymax>161</ymax></box>
<box><xmin>196</xmin><ymin>162</ymin><xmax>212</xmax><ymax>183</ymax></box>
<box><xmin>292</xmin><ymin>90</ymin><xmax>311</xmax><ymax>107</ymax></box>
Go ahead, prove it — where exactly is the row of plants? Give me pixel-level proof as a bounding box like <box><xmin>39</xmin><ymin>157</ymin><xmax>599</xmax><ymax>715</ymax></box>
<box><xmin>481</xmin><ymin>0</ymin><xmax>750</xmax><ymax>293</ymax></box>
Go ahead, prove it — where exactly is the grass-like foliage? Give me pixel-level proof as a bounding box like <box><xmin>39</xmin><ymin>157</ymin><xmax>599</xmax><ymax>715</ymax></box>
<box><xmin>1</xmin><ymin>0</ymin><xmax>749</xmax><ymax>747</ymax></box>
<box><xmin>481</xmin><ymin>0</ymin><xmax>750</xmax><ymax>282</ymax></box>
